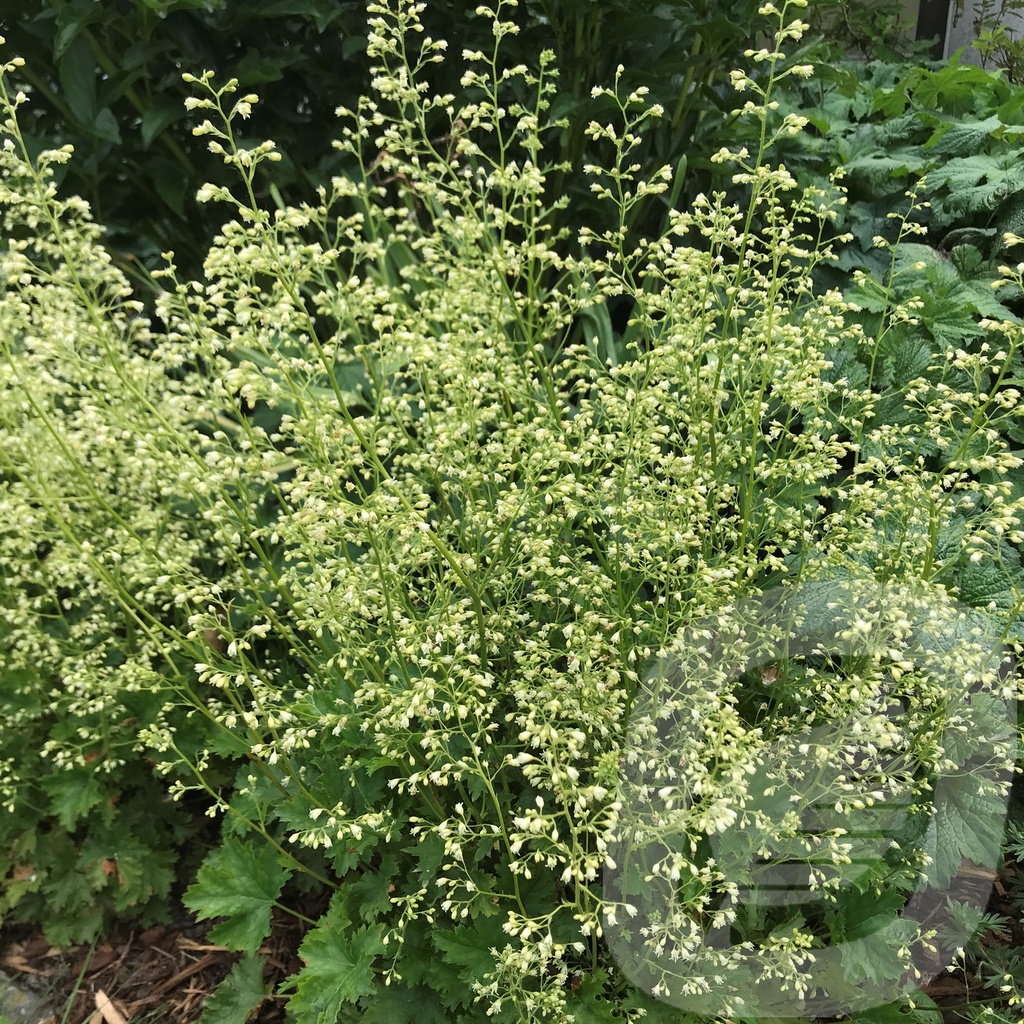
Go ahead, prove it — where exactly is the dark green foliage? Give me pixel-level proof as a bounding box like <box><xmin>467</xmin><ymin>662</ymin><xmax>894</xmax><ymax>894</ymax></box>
<box><xmin>0</xmin><ymin>0</ymin><xmax>369</xmax><ymax>281</ymax></box>
<box><xmin>0</xmin><ymin>0</ymin><xmax>856</xmax><ymax>289</ymax></box>
<box><xmin>0</xmin><ymin>631</ymin><xmax>197</xmax><ymax>945</ymax></box>
<box><xmin>2</xmin><ymin>4</ymin><xmax>1024</xmax><ymax>1022</ymax></box>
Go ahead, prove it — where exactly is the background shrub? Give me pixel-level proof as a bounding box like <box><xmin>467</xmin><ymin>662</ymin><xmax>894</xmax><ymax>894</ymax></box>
<box><xmin>0</xmin><ymin>0</ymin><xmax>917</xmax><ymax>293</ymax></box>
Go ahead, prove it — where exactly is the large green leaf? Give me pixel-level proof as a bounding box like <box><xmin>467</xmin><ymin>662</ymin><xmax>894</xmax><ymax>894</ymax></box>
<box><xmin>58</xmin><ymin>35</ymin><xmax>97</xmax><ymax>127</ymax></box>
<box><xmin>141</xmin><ymin>98</ymin><xmax>185</xmax><ymax>149</ymax></box>
<box><xmin>926</xmin><ymin>115</ymin><xmax>1003</xmax><ymax>157</ymax></box>
<box><xmin>184</xmin><ymin>838</ymin><xmax>291</xmax><ymax>953</ymax></box>
<box><xmin>429</xmin><ymin>917</ymin><xmax>509</xmax><ymax>1009</ymax></box>
<box><xmin>931</xmin><ymin>772</ymin><xmax>1007</xmax><ymax>888</ymax></box>
<box><xmin>565</xmin><ymin>971</ymin><xmax>621</xmax><ymax>1023</ymax></box>
<box><xmin>357</xmin><ymin>984</ymin><xmax>451</xmax><ymax>1024</ymax></box>
<box><xmin>288</xmin><ymin>921</ymin><xmax>385</xmax><ymax>1021</ymax></box>
<box><xmin>41</xmin><ymin>770</ymin><xmax>107</xmax><ymax>830</ymax></box>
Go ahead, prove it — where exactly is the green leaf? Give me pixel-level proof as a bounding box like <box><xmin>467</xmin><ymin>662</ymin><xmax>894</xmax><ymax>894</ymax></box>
<box><xmin>565</xmin><ymin>971</ymin><xmax>620</xmax><ymax>1023</ymax></box>
<box><xmin>199</xmin><ymin>954</ymin><xmax>269</xmax><ymax>1024</ymax></box>
<box><xmin>184</xmin><ymin>838</ymin><xmax>291</xmax><ymax>954</ymax></box>
<box><xmin>931</xmin><ymin>772</ymin><xmax>1007</xmax><ymax>888</ymax></box>
<box><xmin>58</xmin><ymin>36</ymin><xmax>98</xmax><ymax>127</ymax></box>
<box><xmin>53</xmin><ymin>2</ymin><xmax>100</xmax><ymax>60</ymax></box>
<box><xmin>346</xmin><ymin>859</ymin><xmax>398</xmax><ymax>923</ymax></box>
<box><xmin>103</xmin><ymin>848</ymin><xmax>174</xmax><ymax>912</ymax></box>
<box><xmin>839</xmin><ymin>919</ymin><xmax>919</xmax><ymax>987</ymax></box>
<box><xmin>954</xmin><ymin>552</ymin><xmax>1020</xmax><ymax>610</ymax></box>
<box><xmin>41</xmin><ymin>770</ymin><xmax>106</xmax><ymax>830</ymax></box>
<box><xmin>150</xmin><ymin>157</ymin><xmax>189</xmax><ymax>215</ymax></box>
<box><xmin>934</xmin><ymin>153</ymin><xmax>1024</xmax><ymax>219</ymax></box>
<box><xmin>254</xmin><ymin>0</ymin><xmax>347</xmax><ymax>32</ymax></box>
<box><xmin>356</xmin><ymin>983</ymin><xmax>450</xmax><ymax>1023</ymax></box>
<box><xmin>288</xmin><ymin>922</ymin><xmax>384</xmax><ymax>1021</ymax></box>
<box><xmin>997</xmin><ymin>191</ymin><xmax>1024</xmax><ymax>242</ymax></box>
<box><xmin>431</xmin><ymin>917</ymin><xmax>507</xmax><ymax>1002</ymax></box>
<box><xmin>926</xmin><ymin>115</ymin><xmax>1003</xmax><ymax>156</ymax></box>
<box><xmin>835</xmin><ymin>887</ymin><xmax>907</xmax><ymax>942</ymax></box>
<box><xmin>141</xmin><ymin>100</ymin><xmax>185</xmax><ymax>149</ymax></box>
<box><xmin>875</xmin><ymin>331</ymin><xmax>934</xmax><ymax>390</ymax></box>
<box><xmin>121</xmin><ymin>39</ymin><xmax>174</xmax><ymax>70</ymax></box>
<box><xmin>93</xmin><ymin>108</ymin><xmax>122</xmax><ymax>145</ymax></box>
<box><xmin>852</xmin><ymin>996</ymin><xmax>941</xmax><ymax>1024</ymax></box>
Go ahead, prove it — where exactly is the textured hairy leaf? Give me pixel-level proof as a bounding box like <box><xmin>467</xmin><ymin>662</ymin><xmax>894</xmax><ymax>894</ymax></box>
<box><xmin>356</xmin><ymin>984</ymin><xmax>450</xmax><ymax>1024</ymax></box>
<box><xmin>932</xmin><ymin>773</ymin><xmax>1007</xmax><ymax>888</ymax></box>
<box><xmin>288</xmin><ymin>923</ymin><xmax>385</xmax><ymax>1021</ymax></box>
<box><xmin>926</xmin><ymin>115</ymin><xmax>1002</xmax><ymax>156</ymax></box>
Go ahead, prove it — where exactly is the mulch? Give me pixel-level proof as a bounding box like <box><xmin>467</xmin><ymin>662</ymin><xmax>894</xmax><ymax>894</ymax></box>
<box><xmin>0</xmin><ymin>902</ymin><xmax>314</xmax><ymax>1024</ymax></box>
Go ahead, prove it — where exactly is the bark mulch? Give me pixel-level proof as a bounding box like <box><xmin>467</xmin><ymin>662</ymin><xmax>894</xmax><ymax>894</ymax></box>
<box><xmin>0</xmin><ymin>901</ymin><xmax>313</xmax><ymax>1024</ymax></box>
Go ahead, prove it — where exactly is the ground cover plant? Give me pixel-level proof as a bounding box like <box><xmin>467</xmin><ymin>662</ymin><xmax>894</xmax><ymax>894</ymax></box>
<box><xmin>2</xmin><ymin>0</ymin><xmax>1024</xmax><ymax>1022</ymax></box>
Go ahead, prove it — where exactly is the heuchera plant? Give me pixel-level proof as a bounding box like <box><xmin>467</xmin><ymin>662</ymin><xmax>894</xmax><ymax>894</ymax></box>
<box><xmin>1</xmin><ymin>1</ymin><xmax>1023</xmax><ymax>1020</ymax></box>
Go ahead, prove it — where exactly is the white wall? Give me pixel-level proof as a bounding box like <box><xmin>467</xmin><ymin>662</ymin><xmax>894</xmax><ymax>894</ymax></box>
<box><xmin>943</xmin><ymin>0</ymin><xmax>1024</xmax><ymax>61</ymax></box>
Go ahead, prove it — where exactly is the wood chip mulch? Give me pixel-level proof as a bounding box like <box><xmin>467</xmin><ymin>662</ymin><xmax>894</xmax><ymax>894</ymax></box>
<box><xmin>0</xmin><ymin>900</ymin><xmax>316</xmax><ymax>1024</ymax></box>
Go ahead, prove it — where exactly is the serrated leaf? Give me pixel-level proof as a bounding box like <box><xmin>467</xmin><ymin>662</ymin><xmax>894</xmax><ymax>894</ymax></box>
<box><xmin>949</xmin><ymin>243</ymin><xmax>984</xmax><ymax>278</ymax></box>
<box><xmin>836</xmin><ymin>887</ymin><xmax>907</xmax><ymax>942</ymax></box>
<box><xmin>846</xmin><ymin>274</ymin><xmax>893</xmax><ymax>314</ymax></box>
<box><xmin>287</xmin><ymin>923</ymin><xmax>384</xmax><ymax>1021</ymax></box>
<box><xmin>875</xmin><ymin>331</ymin><xmax>935</xmax><ymax>389</ymax></box>
<box><xmin>934</xmin><ymin>153</ymin><xmax>1024</xmax><ymax>218</ymax></box>
<box><xmin>926</xmin><ymin>115</ymin><xmax>1003</xmax><ymax>156</ymax></box>
<box><xmin>852</xmin><ymin>996</ymin><xmax>938</xmax><ymax>1024</ymax></box>
<box><xmin>184</xmin><ymin>838</ymin><xmax>290</xmax><ymax>954</ymax></box>
<box><xmin>997</xmin><ymin>192</ymin><xmax>1024</xmax><ymax>243</ymax></box>
<box><xmin>347</xmin><ymin>861</ymin><xmax>398</xmax><ymax>924</ymax></box>
<box><xmin>954</xmin><ymin>553</ymin><xmax>1020</xmax><ymax>610</ymax></box>
<box><xmin>41</xmin><ymin>770</ymin><xmax>106</xmax><ymax>830</ymax></box>
<box><xmin>108</xmin><ymin>852</ymin><xmax>174</xmax><ymax>912</ymax></box>
<box><xmin>839</xmin><ymin>919</ymin><xmax>918</xmax><ymax>987</ymax></box>
<box><xmin>931</xmin><ymin>772</ymin><xmax>1006</xmax><ymax>888</ymax></box>
<box><xmin>199</xmin><ymin>954</ymin><xmax>268</xmax><ymax>1024</ymax></box>
<box><xmin>356</xmin><ymin>983</ymin><xmax>450</xmax><ymax>1023</ymax></box>
<box><xmin>431</xmin><ymin>917</ymin><xmax>507</xmax><ymax>1000</ymax></box>
<box><xmin>565</xmin><ymin>971</ymin><xmax>620</xmax><ymax>1023</ymax></box>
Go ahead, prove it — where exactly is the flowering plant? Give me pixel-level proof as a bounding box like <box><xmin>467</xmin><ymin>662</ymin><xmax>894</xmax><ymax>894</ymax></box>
<box><xmin>1</xmin><ymin>1</ymin><xmax>1023</xmax><ymax>1020</ymax></box>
